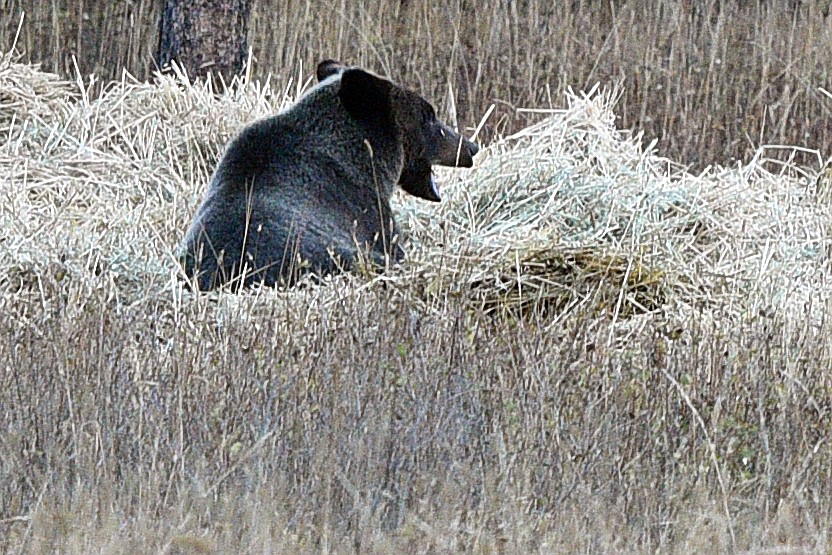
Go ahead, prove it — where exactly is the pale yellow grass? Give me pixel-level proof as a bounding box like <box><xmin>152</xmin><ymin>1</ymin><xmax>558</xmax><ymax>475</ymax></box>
<box><xmin>2</xmin><ymin>51</ymin><xmax>832</xmax><ymax>554</ymax></box>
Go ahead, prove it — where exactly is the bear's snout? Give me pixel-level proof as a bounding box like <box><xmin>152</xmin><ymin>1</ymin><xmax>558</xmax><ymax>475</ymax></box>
<box><xmin>462</xmin><ymin>137</ymin><xmax>479</xmax><ymax>164</ymax></box>
<box><xmin>434</xmin><ymin>124</ymin><xmax>480</xmax><ymax>168</ymax></box>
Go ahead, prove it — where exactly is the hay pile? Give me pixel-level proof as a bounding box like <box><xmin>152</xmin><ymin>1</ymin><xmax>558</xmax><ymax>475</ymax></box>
<box><xmin>0</xmin><ymin>51</ymin><xmax>294</xmax><ymax>303</ymax></box>
<box><xmin>1</xmin><ymin>50</ymin><xmax>830</xmax><ymax>326</ymax></box>
<box><xmin>399</xmin><ymin>86</ymin><xmax>832</xmax><ymax>323</ymax></box>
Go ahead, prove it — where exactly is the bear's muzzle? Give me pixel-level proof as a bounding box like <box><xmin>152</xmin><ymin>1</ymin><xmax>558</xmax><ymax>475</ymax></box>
<box><xmin>435</xmin><ymin>124</ymin><xmax>479</xmax><ymax>168</ymax></box>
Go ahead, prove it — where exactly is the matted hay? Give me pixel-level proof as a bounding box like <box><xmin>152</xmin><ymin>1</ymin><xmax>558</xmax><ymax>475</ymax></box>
<box><xmin>1</xmin><ymin>49</ymin><xmax>830</xmax><ymax>330</ymax></box>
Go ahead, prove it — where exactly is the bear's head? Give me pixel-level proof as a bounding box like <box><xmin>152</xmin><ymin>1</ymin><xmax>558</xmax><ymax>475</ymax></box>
<box><xmin>317</xmin><ymin>59</ymin><xmax>479</xmax><ymax>202</ymax></box>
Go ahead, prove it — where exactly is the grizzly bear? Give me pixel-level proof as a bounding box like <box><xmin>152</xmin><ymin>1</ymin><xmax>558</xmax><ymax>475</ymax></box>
<box><xmin>179</xmin><ymin>59</ymin><xmax>479</xmax><ymax>291</ymax></box>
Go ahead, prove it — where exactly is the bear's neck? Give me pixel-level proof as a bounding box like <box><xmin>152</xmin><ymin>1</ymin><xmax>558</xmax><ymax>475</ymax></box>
<box><xmin>284</xmin><ymin>83</ymin><xmax>403</xmax><ymax>199</ymax></box>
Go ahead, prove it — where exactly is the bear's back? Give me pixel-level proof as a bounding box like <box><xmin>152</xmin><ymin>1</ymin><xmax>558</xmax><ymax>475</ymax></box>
<box><xmin>179</xmin><ymin>76</ymin><xmax>403</xmax><ymax>290</ymax></box>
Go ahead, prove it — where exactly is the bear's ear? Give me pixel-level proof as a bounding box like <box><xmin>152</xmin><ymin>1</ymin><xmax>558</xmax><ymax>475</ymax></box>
<box><xmin>339</xmin><ymin>68</ymin><xmax>393</xmax><ymax>125</ymax></box>
<box><xmin>316</xmin><ymin>59</ymin><xmax>344</xmax><ymax>82</ymax></box>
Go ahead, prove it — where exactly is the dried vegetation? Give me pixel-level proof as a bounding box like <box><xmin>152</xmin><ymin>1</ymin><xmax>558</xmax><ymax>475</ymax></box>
<box><xmin>1</xmin><ymin>10</ymin><xmax>832</xmax><ymax>553</ymax></box>
<box><xmin>1</xmin><ymin>0</ymin><xmax>831</xmax><ymax>169</ymax></box>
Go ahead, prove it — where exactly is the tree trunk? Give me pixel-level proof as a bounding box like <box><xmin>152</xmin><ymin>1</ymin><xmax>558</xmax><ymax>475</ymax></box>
<box><xmin>157</xmin><ymin>0</ymin><xmax>253</xmax><ymax>83</ymax></box>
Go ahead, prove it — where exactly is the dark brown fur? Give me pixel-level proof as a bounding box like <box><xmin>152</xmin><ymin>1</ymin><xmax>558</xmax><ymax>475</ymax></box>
<box><xmin>179</xmin><ymin>60</ymin><xmax>479</xmax><ymax>291</ymax></box>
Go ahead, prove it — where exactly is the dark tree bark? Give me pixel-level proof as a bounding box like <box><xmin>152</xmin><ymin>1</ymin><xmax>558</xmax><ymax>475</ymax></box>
<box><xmin>157</xmin><ymin>0</ymin><xmax>253</xmax><ymax>83</ymax></box>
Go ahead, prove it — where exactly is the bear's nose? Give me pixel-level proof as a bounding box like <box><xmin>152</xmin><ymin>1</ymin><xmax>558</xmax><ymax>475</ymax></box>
<box><xmin>467</xmin><ymin>139</ymin><xmax>479</xmax><ymax>157</ymax></box>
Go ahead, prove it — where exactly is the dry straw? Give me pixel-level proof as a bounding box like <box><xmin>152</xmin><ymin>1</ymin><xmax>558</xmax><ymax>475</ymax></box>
<box><xmin>1</xmin><ymin>49</ymin><xmax>830</xmax><ymax>330</ymax></box>
<box><xmin>400</xmin><ymin>87</ymin><xmax>832</xmax><ymax>329</ymax></box>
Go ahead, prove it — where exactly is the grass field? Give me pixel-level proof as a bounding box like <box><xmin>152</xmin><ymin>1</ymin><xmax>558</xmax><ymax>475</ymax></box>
<box><xmin>2</xmin><ymin>4</ymin><xmax>832</xmax><ymax>553</ymax></box>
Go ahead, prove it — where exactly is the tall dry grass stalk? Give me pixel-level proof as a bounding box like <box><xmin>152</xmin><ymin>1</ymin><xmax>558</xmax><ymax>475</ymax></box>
<box><xmin>1</xmin><ymin>0</ymin><xmax>831</xmax><ymax>170</ymax></box>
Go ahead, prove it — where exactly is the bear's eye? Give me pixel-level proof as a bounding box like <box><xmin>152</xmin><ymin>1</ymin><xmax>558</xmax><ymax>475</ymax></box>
<box><xmin>439</xmin><ymin>127</ymin><xmax>446</xmax><ymax>137</ymax></box>
<box><xmin>422</xmin><ymin>103</ymin><xmax>437</xmax><ymax>122</ymax></box>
